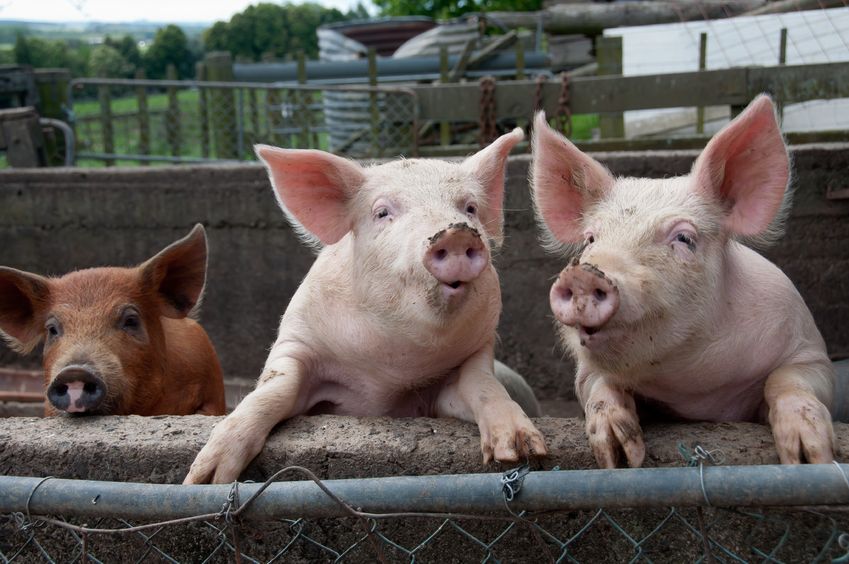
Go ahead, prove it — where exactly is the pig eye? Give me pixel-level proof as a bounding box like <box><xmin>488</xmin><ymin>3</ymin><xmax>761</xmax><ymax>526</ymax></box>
<box><xmin>45</xmin><ymin>318</ymin><xmax>62</xmax><ymax>340</ymax></box>
<box><xmin>119</xmin><ymin>308</ymin><xmax>143</xmax><ymax>334</ymax></box>
<box><xmin>586</xmin><ymin>234</ymin><xmax>595</xmax><ymax>244</ymax></box>
<box><xmin>465</xmin><ymin>203</ymin><xmax>477</xmax><ymax>216</ymax></box>
<box><xmin>374</xmin><ymin>207</ymin><xmax>390</xmax><ymax>220</ymax></box>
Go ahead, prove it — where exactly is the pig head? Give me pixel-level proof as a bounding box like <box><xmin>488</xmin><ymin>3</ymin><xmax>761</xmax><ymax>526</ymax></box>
<box><xmin>184</xmin><ymin>130</ymin><xmax>546</xmax><ymax>484</ymax></box>
<box><xmin>0</xmin><ymin>225</ymin><xmax>226</xmax><ymax>416</ymax></box>
<box><xmin>532</xmin><ymin>95</ymin><xmax>839</xmax><ymax>467</ymax></box>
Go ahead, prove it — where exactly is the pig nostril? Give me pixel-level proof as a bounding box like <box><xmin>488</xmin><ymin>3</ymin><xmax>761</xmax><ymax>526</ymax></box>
<box><xmin>83</xmin><ymin>382</ymin><xmax>98</xmax><ymax>395</ymax></box>
<box><xmin>54</xmin><ymin>384</ymin><xmax>68</xmax><ymax>396</ymax></box>
<box><xmin>594</xmin><ymin>289</ymin><xmax>607</xmax><ymax>301</ymax></box>
<box><xmin>435</xmin><ymin>249</ymin><xmax>447</xmax><ymax>261</ymax></box>
<box><xmin>465</xmin><ymin>248</ymin><xmax>478</xmax><ymax>259</ymax></box>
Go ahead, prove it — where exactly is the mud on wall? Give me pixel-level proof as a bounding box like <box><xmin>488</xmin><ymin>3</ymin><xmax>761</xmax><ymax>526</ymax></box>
<box><xmin>0</xmin><ymin>145</ymin><xmax>847</xmax><ymax>404</ymax></box>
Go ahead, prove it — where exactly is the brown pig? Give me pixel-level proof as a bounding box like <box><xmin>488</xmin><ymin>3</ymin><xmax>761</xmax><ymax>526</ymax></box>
<box><xmin>531</xmin><ymin>95</ymin><xmax>845</xmax><ymax>467</ymax></box>
<box><xmin>185</xmin><ymin>130</ymin><xmax>546</xmax><ymax>484</ymax></box>
<box><xmin>0</xmin><ymin>225</ymin><xmax>226</xmax><ymax>416</ymax></box>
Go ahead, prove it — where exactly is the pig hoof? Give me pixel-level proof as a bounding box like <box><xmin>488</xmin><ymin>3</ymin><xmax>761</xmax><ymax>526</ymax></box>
<box><xmin>769</xmin><ymin>393</ymin><xmax>835</xmax><ymax>464</ymax></box>
<box><xmin>586</xmin><ymin>400</ymin><xmax>645</xmax><ymax>469</ymax></box>
<box><xmin>184</xmin><ymin>416</ymin><xmax>268</xmax><ymax>484</ymax></box>
<box><xmin>479</xmin><ymin>404</ymin><xmax>547</xmax><ymax>464</ymax></box>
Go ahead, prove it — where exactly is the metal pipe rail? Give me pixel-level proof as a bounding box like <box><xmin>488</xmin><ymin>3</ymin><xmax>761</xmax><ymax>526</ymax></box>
<box><xmin>1</xmin><ymin>464</ymin><xmax>848</xmax><ymax>523</ymax></box>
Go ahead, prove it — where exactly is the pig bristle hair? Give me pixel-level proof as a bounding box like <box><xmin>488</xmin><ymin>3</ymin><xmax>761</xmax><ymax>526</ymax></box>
<box><xmin>735</xmin><ymin>156</ymin><xmax>794</xmax><ymax>250</ymax></box>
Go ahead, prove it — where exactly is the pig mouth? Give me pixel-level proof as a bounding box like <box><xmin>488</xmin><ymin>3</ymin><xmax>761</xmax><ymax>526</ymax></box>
<box><xmin>440</xmin><ymin>280</ymin><xmax>468</xmax><ymax>298</ymax></box>
<box><xmin>576</xmin><ymin>324</ymin><xmax>611</xmax><ymax>348</ymax></box>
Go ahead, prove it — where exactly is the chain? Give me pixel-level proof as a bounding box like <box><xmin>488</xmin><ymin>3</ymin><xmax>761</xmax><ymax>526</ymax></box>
<box><xmin>556</xmin><ymin>72</ymin><xmax>573</xmax><ymax>138</ymax></box>
<box><xmin>478</xmin><ymin>76</ymin><xmax>497</xmax><ymax>147</ymax></box>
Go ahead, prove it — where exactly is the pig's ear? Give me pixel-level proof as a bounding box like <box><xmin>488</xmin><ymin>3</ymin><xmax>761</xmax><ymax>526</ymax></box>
<box><xmin>531</xmin><ymin>112</ymin><xmax>614</xmax><ymax>246</ymax></box>
<box><xmin>691</xmin><ymin>95</ymin><xmax>789</xmax><ymax>238</ymax></box>
<box><xmin>141</xmin><ymin>224</ymin><xmax>208</xmax><ymax>319</ymax></box>
<box><xmin>0</xmin><ymin>267</ymin><xmax>51</xmax><ymax>354</ymax></box>
<box><xmin>459</xmin><ymin>127</ymin><xmax>524</xmax><ymax>246</ymax></box>
<box><xmin>256</xmin><ymin>144</ymin><xmax>366</xmax><ymax>246</ymax></box>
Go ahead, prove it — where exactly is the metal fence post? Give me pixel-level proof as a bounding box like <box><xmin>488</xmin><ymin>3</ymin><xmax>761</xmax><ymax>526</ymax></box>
<box><xmin>439</xmin><ymin>46</ymin><xmax>450</xmax><ymax>147</ymax></box>
<box><xmin>297</xmin><ymin>51</ymin><xmax>310</xmax><ymax>149</ymax></box>
<box><xmin>696</xmin><ymin>32</ymin><xmax>707</xmax><ymax>135</ymax></box>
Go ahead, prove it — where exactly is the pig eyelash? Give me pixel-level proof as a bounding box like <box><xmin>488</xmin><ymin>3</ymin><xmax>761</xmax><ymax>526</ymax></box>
<box><xmin>672</xmin><ymin>232</ymin><xmax>697</xmax><ymax>252</ymax></box>
<box><xmin>45</xmin><ymin>318</ymin><xmax>62</xmax><ymax>340</ymax></box>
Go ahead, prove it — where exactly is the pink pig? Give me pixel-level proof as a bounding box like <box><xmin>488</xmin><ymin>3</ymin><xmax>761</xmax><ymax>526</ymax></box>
<box><xmin>185</xmin><ymin>129</ymin><xmax>546</xmax><ymax>484</ymax></box>
<box><xmin>531</xmin><ymin>95</ymin><xmax>843</xmax><ymax>467</ymax></box>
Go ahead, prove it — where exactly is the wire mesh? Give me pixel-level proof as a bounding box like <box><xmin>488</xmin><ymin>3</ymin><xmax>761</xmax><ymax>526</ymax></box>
<box><xmin>2</xmin><ymin>464</ymin><xmax>848</xmax><ymax>563</ymax></box>
<box><xmin>67</xmin><ymin>79</ymin><xmax>419</xmax><ymax>166</ymax></box>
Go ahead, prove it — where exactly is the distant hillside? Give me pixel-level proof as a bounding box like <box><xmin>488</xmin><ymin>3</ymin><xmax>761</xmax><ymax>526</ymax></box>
<box><xmin>0</xmin><ymin>20</ymin><xmax>208</xmax><ymax>45</ymax></box>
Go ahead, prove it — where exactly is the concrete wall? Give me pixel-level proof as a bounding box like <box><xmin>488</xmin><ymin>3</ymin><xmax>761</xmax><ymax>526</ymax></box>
<box><xmin>0</xmin><ymin>416</ymin><xmax>847</xmax><ymax>561</ymax></box>
<box><xmin>1</xmin><ymin>145</ymin><xmax>847</xmax><ymax>408</ymax></box>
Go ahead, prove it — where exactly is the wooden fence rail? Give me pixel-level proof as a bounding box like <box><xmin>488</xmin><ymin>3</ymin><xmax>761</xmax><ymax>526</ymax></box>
<box><xmin>410</xmin><ymin>61</ymin><xmax>849</xmax><ymax>122</ymax></box>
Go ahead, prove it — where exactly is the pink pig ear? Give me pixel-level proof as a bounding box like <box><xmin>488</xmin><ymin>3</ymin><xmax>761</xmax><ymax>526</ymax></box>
<box><xmin>531</xmin><ymin>112</ymin><xmax>614</xmax><ymax>244</ymax></box>
<box><xmin>459</xmin><ymin>127</ymin><xmax>524</xmax><ymax>246</ymax></box>
<box><xmin>255</xmin><ymin>145</ymin><xmax>366</xmax><ymax>245</ymax></box>
<box><xmin>691</xmin><ymin>95</ymin><xmax>789</xmax><ymax>236</ymax></box>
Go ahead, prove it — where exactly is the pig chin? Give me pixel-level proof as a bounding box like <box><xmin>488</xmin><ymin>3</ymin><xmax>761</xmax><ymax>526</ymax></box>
<box><xmin>426</xmin><ymin>279</ymin><xmax>474</xmax><ymax>313</ymax></box>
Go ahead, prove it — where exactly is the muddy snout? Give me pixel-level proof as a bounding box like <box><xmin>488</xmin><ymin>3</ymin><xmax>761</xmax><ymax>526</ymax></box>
<box><xmin>550</xmin><ymin>261</ymin><xmax>620</xmax><ymax>332</ymax></box>
<box><xmin>424</xmin><ymin>224</ymin><xmax>489</xmax><ymax>287</ymax></box>
<box><xmin>47</xmin><ymin>365</ymin><xmax>107</xmax><ymax>414</ymax></box>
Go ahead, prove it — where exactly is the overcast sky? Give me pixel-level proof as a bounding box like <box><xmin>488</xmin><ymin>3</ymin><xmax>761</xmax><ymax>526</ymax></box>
<box><xmin>0</xmin><ymin>0</ymin><xmax>371</xmax><ymax>23</ymax></box>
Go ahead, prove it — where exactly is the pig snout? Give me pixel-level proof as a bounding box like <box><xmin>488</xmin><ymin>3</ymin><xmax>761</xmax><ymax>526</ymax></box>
<box><xmin>47</xmin><ymin>366</ymin><xmax>107</xmax><ymax>414</ymax></box>
<box><xmin>551</xmin><ymin>262</ymin><xmax>620</xmax><ymax>335</ymax></box>
<box><xmin>424</xmin><ymin>224</ymin><xmax>489</xmax><ymax>287</ymax></box>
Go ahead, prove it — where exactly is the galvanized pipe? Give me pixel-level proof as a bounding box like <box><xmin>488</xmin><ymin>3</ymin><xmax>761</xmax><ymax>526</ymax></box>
<box><xmin>1</xmin><ymin>465</ymin><xmax>847</xmax><ymax>523</ymax></box>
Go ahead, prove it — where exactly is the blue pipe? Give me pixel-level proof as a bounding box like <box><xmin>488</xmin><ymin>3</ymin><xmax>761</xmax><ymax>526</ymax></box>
<box><xmin>1</xmin><ymin>464</ymin><xmax>847</xmax><ymax>522</ymax></box>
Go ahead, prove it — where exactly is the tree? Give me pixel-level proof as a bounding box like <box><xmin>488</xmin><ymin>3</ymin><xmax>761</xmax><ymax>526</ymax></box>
<box><xmin>372</xmin><ymin>0</ymin><xmax>541</xmax><ymax>19</ymax></box>
<box><xmin>143</xmin><ymin>24</ymin><xmax>194</xmax><ymax>79</ymax></box>
<box><xmin>88</xmin><ymin>44</ymin><xmax>132</xmax><ymax>78</ymax></box>
<box><xmin>12</xmin><ymin>33</ymin><xmax>90</xmax><ymax>77</ymax></box>
<box><xmin>201</xmin><ymin>2</ymin><xmax>352</xmax><ymax>61</ymax></box>
<box><xmin>104</xmin><ymin>34</ymin><xmax>142</xmax><ymax>73</ymax></box>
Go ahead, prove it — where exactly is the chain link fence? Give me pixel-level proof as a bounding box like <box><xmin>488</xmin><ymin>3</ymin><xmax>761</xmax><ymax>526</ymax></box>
<box><xmin>2</xmin><ymin>462</ymin><xmax>849</xmax><ymax>563</ymax></box>
<box><xmin>68</xmin><ymin>78</ymin><xmax>419</xmax><ymax>166</ymax></box>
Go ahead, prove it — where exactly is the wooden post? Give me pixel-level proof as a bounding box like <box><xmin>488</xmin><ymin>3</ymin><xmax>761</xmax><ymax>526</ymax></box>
<box><xmin>0</xmin><ymin>107</ymin><xmax>46</xmax><ymax>167</ymax></box>
<box><xmin>248</xmin><ymin>88</ymin><xmax>259</xmax><ymax>147</ymax></box>
<box><xmin>368</xmin><ymin>47</ymin><xmax>380</xmax><ymax>157</ymax></box>
<box><xmin>439</xmin><ymin>46</ymin><xmax>450</xmax><ymax>147</ymax></box>
<box><xmin>98</xmin><ymin>84</ymin><xmax>114</xmax><ymax>166</ymax></box>
<box><xmin>195</xmin><ymin>62</ymin><xmax>210</xmax><ymax>159</ymax></box>
<box><xmin>596</xmin><ymin>36</ymin><xmax>625</xmax><ymax>139</ymax></box>
<box><xmin>515</xmin><ymin>39</ymin><xmax>525</xmax><ymax>80</ymax></box>
<box><xmin>777</xmin><ymin>28</ymin><xmax>787</xmax><ymax>121</ymax></box>
<box><xmin>135</xmin><ymin>68</ymin><xmax>150</xmax><ymax>165</ymax></box>
<box><xmin>33</xmin><ymin>68</ymin><xmax>70</xmax><ymax>166</ymax></box>
<box><xmin>266</xmin><ymin>88</ymin><xmax>282</xmax><ymax>147</ymax></box>
<box><xmin>696</xmin><ymin>32</ymin><xmax>707</xmax><ymax>135</ymax></box>
<box><xmin>165</xmin><ymin>64</ymin><xmax>181</xmax><ymax>158</ymax></box>
<box><xmin>296</xmin><ymin>51</ymin><xmax>311</xmax><ymax>149</ymax></box>
<box><xmin>205</xmin><ymin>51</ymin><xmax>237</xmax><ymax>159</ymax></box>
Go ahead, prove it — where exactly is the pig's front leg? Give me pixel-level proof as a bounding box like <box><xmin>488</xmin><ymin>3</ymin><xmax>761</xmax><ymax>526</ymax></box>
<box><xmin>435</xmin><ymin>342</ymin><xmax>547</xmax><ymax>463</ymax></box>
<box><xmin>184</xmin><ymin>357</ymin><xmax>307</xmax><ymax>484</ymax></box>
<box><xmin>578</xmin><ymin>371</ymin><xmax>645</xmax><ymax>468</ymax></box>
<box><xmin>764</xmin><ymin>362</ymin><xmax>836</xmax><ymax>464</ymax></box>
